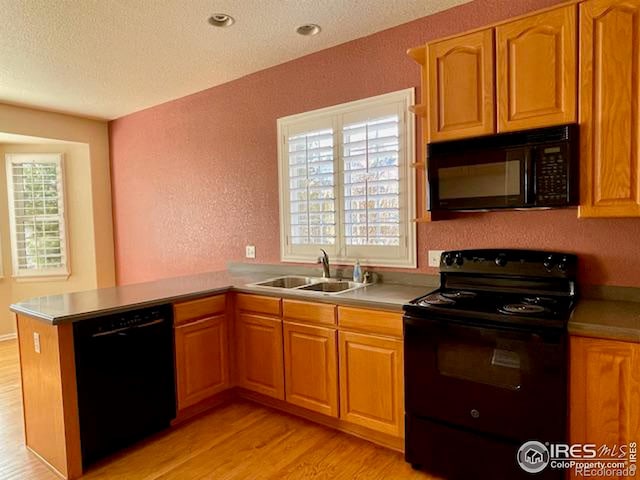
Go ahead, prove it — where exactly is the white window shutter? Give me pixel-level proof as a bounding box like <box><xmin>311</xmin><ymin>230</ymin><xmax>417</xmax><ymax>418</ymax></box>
<box><xmin>5</xmin><ymin>153</ymin><xmax>70</xmax><ymax>279</ymax></box>
<box><xmin>287</xmin><ymin>128</ymin><xmax>336</xmax><ymax>246</ymax></box>
<box><xmin>343</xmin><ymin>113</ymin><xmax>401</xmax><ymax>247</ymax></box>
<box><xmin>278</xmin><ymin>89</ymin><xmax>416</xmax><ymax>268</ymax></box>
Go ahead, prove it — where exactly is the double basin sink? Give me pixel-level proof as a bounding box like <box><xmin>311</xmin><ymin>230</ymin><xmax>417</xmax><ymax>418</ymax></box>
<box><xmin>248</xmin><ymin>275</ymin><xmax>366</xmax><ymax>295</ymax></box>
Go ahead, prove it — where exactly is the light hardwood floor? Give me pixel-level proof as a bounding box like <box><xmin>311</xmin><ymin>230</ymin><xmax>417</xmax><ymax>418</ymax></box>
<box><xmin>0</xmin><ymin>339</ymin><xmax>435</xmax><ymax>479</ymax></box>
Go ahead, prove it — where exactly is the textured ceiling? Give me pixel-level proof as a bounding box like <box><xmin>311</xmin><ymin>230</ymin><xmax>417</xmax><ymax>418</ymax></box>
<box><xmin>0</xmin><ymin>0</ymin><xmax>471</xmax><ymax>120</ymax></box>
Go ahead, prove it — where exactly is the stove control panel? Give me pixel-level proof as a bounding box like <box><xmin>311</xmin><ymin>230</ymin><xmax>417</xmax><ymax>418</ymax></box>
<box><xmin>440</xmin><ymin>249</ymin><xmax>577</xmax><ymax>277</ymax></box>
<box><xmin>443</xmin><ymin>252</ymin><xmax>467</xmax><ymax>267</ymax></box>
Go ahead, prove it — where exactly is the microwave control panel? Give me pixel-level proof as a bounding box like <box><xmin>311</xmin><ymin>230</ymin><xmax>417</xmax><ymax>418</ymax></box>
<box><xmin>536</xmin><ymin>145</ymin><xmax>569</xmax><ymax>204</ymax></box>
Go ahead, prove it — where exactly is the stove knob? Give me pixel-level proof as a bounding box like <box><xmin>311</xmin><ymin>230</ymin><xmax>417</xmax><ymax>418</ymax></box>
<box><xmin>495</xmin><ymin>254</ymin><xmax>508</xmax><ymax>267</ymax></box>
<box><xmin>443</xmin><ymin>253</ymin><xmax>454</xmax><ymax>266</ymax></box>
<box><xmin>558</xmin><ymin>256</ymin><xmax>569</xmax><ymax>272</ymax></box>
<box><xmin>543</xmin><ymin>255</ymin><xmax>555</xmax><ymax>271</ymax></box>
<box><xmin>470</xmin><ymin>409</ymin><xmax>480</xmax><ymax>419</ymax></box>
<box><xmin>454</xmin><ymin>252</ymin><xmax>464</xmax><ymax>266</ymax></box>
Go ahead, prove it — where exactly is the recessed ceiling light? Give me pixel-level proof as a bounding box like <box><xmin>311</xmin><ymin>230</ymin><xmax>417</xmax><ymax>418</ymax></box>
<box><xmin>208</xmin><ymin>13</ymin><xmax>235</xmax><ymax>27</ymax></box>
<box><xmin>296</xmin><ymin>24</ymin><xmax>321</xmax><ymax>36</ymax></box>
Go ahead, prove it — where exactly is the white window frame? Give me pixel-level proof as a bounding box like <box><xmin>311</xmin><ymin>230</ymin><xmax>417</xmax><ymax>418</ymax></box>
<box><xmin>277</xmin><ymin>89</ymin><xmax>416</xmax><ymax>268</ymax></box>
<box><xmin>5</xmin><ymin>153</ymin><xmax>71</xmax><ymax>281</ymax></box>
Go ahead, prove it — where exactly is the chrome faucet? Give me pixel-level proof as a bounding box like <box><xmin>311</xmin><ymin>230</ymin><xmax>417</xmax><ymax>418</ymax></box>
<box><xmin>318</xmin><ymin>249</ymin><xmax>330</xmax><ymax>278</ymax></box>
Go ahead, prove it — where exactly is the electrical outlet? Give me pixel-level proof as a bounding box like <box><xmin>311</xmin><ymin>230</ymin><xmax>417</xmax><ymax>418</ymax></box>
<box><xmin>33</xmin><ymin>332</ymin><xmax>40</xmax><ymax>354</ymax></box>
<box><xmin>245</xmin><ymin>245</ymin><xmax>256</xmax><ymax>259</ymax></box>
<box><xmin>428</xmin><ymin>250</ymin><xmax>445</xmax><ymax>268</ymax></box>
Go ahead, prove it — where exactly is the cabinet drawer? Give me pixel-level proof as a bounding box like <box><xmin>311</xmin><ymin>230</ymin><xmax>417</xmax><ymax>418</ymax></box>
<box><xmin>236</xmin><ymin>293</ymin><xmax>281</xmax><ymax>316</ymax></box>
<box><xmin>338</xmin><ymin>307</ymin><xmax>403</xmax><ymax>338</ymax></box>
<box><xmin>174</xmin><ymin>294</ymin><xmax>226</xmax><ymax>326</ymax></box>
<box><xmin>283</xmin><ymin>299</ymin><xmax>336</xmax><ymax>326</ymax></box>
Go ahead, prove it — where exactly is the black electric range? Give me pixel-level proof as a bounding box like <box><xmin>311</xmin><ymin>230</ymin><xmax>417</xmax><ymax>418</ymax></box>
<box><xmin>403</xmin><ymin>249</ymin><xmax>577</xmax><ymax>480</ymax></box>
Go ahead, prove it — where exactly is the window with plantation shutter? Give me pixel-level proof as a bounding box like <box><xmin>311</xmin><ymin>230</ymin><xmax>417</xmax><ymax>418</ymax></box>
<box><xmin>5</xmin><ymin>153</ymin><xmax>70</xmax><ymax>279</ymax></box>
<box><xmin>343</xmin><ymin>114</ymin><xmax>401</xmax><ymax>246</ymax></box>
<box><xmin>288</xmin><ymin>128</ymin><xmax>336</xmax><ymax>246</ymax></box>
<box><xmin>278</xmin><ymin>89</ymin><xmax>416</xmax><ymax>267</ymax></box>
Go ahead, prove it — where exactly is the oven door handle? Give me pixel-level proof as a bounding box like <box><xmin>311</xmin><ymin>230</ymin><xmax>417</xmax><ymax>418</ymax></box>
<box><xmin>403</xmin><ymin>314</ymin><xmax>563</xmax><ymax>342</ymax></box>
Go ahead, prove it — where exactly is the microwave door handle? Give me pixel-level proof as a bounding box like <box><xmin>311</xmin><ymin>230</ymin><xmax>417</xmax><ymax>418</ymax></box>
<box><xmin>525</xmin><ymin>148</ymin><xmax>536</xmax><ymax>205</ymax></box>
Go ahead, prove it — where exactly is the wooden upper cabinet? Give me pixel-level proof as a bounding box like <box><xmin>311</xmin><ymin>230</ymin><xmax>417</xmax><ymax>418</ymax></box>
<box><xmin>428</xmin><ymin>29</ymin><xmax>495</xmax><ymax>141</ymax></box>
<box><xmin>175</xmin><ymin>314</ymin><xmax>229</xmax><ymax>411</ymax></box>
<box><xmin>496</xmin><ymin>5</ymin><xmax>577</xmax><ymax>132</ymax></box>
<box><xmin>570</xmin><ymin>336</ymin><xmax>640</xmax><ymax>476</ymax></box>
<box><xmin>579</xmin><ymin>0</ymin><xmax>640</xmax><ymax>217</ymax></box>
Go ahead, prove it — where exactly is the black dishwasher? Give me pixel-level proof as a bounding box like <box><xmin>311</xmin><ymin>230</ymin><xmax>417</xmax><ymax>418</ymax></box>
<box><xmin>73</xmin><ymin>305</ymin><xmax>176</xmax><ymax>467</ymax></box>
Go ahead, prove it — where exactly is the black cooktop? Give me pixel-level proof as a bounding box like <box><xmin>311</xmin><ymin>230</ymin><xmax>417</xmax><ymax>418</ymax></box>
<box><xmin>404</xmin><ymin>287</ymin><xmax>575</xmax><ymax>329</ymax></box>
<box><xmin>403</xmin><ymin>249</ymin><xmax>578</xmax><ymax>330</ymax></box>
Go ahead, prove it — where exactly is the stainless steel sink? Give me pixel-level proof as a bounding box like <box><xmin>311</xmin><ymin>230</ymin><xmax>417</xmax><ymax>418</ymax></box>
<box><xmin>248</xmin><ymin>276</ymin><xmax>367</xmax><ymax>295</ymax></box>
<box><xmin>253</xmin><ymin>276</ymin><xmax>314</xmax><ymax>289</ymax></box>
<box><xmin>298</xmin><ymin>281</ymin><xmax>357</xmax><ymax>293</ymax></box>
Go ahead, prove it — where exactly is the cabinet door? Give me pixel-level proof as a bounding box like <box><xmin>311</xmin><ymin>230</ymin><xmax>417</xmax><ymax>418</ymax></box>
<box><xmin>175</xmin><ymin>314</ymin><xmax>229</xmax><ymax>411</ymax></box>
<box><xmin>428</xmin><ymin>29</ymin><xmax>495</xmax><ymax>141</ymax></box>
<box><xmin>579</xmin><ymin>0</ymin><xmax>640</xmax><ymax>218</ymax></box>
<box><xmin>283</xmin><ymin>321</ymin><xmax>338</xmax><ymax>417</ymax></box>
<box><xmin>236</xmin><ymin>312</ymin><xmax>284</xmax><ymax>400</ymax></box>
<box><xmin>496</xmin><ymin>5</ymin><xmax>577</xmax><ymax>132</ymax></box>
<box><xmin>338</xmin><ymin>331</ymin><xmax>404</xmax><ymax>437</ymax></box>
<box><xmin>570</xmin><ymin>336</ymin><xmax>640</xmax><ymax>475</ymax></box>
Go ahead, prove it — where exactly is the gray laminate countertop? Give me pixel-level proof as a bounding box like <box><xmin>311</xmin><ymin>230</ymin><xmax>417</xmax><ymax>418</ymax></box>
<box><xmin>569</xmin><ymin>299</ymin><xmax>640</xmax><ymax>343</ymax></box>
<box><xmin>9</xmin><ymin>270</ymin><xmax>431</xmax><ymax>324</ymax></box>
<box><xmin>10</xmin><ymin>268</ymin><xmax>640</xmax><ymax>343</ymax></box>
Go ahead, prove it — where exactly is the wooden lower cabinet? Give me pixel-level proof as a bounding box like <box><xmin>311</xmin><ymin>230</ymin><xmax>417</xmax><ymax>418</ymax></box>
<box><xmin>283</xmin><ymin>321</ymin><xmax>338</xmax><ymax>417</ymax></box>
<box><xmin>236</xmin><ymin>312</ymin><xmax>285</xmax><ymax>400</ymax></box>
<box><xmin>175</xmin><ymin>314</ymin><xmax>230</xmax><ymax>411</ymax></box>
<box><xmin>570</xmin><ymin>336</ymin><xmax>640</xmax><ymax>480</ymax></box>
<box><xmin>338</xmin><ymin>331</ymin><xmax>404</xmax><ymax>437</ymax></box>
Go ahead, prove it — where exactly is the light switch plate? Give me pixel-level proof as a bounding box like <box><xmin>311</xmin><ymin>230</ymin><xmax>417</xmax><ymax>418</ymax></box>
<box><xmin>33</xmin><ymin>332</ymin><xmax>40</xmax><ymax>353</ymax></box>
<box><xmin>428</xmin><ymin>250</ymin><xmax>445</xmax><ymax>267</ymax></box>
<box><xmin>245</xmin><ymin>245</ymin><xmax>256</xmax><ymax>259</ymax></box>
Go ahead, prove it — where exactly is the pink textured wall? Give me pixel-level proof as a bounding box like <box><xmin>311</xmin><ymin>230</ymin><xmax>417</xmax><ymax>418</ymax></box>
<box><xmin>110</xmin><ymin>0</ymin><xmax>640</xmax><ymax>287</ymax></box>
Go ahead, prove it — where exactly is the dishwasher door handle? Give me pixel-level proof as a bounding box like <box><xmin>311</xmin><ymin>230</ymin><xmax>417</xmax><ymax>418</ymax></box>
<box><xmin>134</xmin><ymin>318</ymin><xmax>167</xmax><ymax>329</ymax></box>
<box><xmin>91</xmin><ymin>326</ymin><xmax>132</xmax><ymax>338</ymax></box>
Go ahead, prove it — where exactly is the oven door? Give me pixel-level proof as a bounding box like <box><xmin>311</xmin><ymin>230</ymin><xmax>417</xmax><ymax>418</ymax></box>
<box><xmin>404</xmin><ymin>314</ymin><xmax>567</xmax><ymax>442</ymax></box>
<box><xmin>428</xmin><ymin>146</ymin><xmax>532</xmax><ymax>210</ymax></box>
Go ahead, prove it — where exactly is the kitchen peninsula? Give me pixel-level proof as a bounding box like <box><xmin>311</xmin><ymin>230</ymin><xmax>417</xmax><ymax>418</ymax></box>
<box><xmin>11</xmin><ymin>268</ymin><xmax>427</xmax><ymax>479</ymax></box>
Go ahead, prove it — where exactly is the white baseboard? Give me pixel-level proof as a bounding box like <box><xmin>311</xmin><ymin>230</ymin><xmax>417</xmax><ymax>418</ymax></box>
<box><xmin>0</xmin><ymin>333</ymin><xmax>17</xmax><ymax>342</ymax></box>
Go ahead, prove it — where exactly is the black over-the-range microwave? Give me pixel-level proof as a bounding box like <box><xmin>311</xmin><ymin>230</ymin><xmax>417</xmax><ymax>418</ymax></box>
<box><xmin>427</xmin><ymin>124</ymin><xmax>579</xmax><ymax>211</ymax></box>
